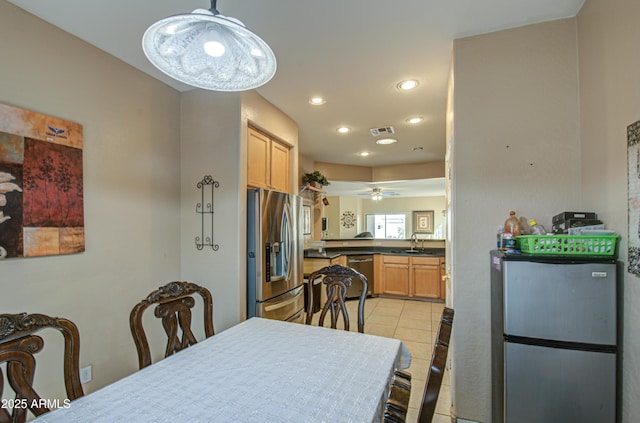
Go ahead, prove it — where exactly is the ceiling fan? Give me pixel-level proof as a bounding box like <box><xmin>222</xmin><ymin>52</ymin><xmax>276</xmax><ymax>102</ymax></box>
<box><xmin>357</xmin><ymin>187</ymin><xmax>399</xmax><ymax>201</ymax></box>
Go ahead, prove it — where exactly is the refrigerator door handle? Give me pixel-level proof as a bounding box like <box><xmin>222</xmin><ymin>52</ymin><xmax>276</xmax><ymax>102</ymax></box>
<box><xmin>264</xmin><ymin>294</ymin><xmax>300</xmax><ymax>312</ymax></box>
<box><xmin>282</xmin><ymin>202</ymin><xmax>293</xmax><ymax>283</ymax></box>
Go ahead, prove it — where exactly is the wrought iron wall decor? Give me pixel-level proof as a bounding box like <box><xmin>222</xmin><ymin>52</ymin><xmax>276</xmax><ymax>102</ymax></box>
<box><xmin>195</xmin><ymin>175</ymin><xmax>219</xmax><ymax>251</ymax></box>
<box><xmin>628</xmin><ymin>120</ymin><xmax>640</xmax><ymax>274</ymax></box>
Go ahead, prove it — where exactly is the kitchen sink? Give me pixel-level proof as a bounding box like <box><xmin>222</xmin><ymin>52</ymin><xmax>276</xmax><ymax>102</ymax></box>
<box><xmin>389</xmin><ymin>249</ymin><xmax>436</xmax><ymax>255</ymax></box>
<box><xmin>404</xmin><ymin>249</ymin><xmax>434</xmax><ymax>255</ymax></box>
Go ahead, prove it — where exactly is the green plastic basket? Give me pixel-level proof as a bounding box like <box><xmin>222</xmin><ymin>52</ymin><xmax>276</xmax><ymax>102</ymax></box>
<box><xmin>516</xmin><ymin>235</ymin><xmax>620</xmax><ymax>257</ymax></box>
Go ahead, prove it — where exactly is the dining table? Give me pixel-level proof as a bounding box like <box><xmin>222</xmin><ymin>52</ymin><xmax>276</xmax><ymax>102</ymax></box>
<box><xmin>34</xmin><ymin>317</ymin><xmax>412</xmax><ymax>423</ymax></box>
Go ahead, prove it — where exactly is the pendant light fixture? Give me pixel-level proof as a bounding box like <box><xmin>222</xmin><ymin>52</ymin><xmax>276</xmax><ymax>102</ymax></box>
<box><xmin>142</xmin><ymin>0</ymin><xmax>277</xmax><ymax>91</ymax></box>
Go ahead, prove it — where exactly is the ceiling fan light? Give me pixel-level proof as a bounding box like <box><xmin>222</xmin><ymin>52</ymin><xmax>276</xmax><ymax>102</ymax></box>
<box><xmin>376</xmin><ymin>138</ymin><xmax>397</xmax><ymax>145</ymax></box>
<box><xmin>142</xmin><ymin>7</ymin><xmax>276</xmax><ymax>91</ymax></box>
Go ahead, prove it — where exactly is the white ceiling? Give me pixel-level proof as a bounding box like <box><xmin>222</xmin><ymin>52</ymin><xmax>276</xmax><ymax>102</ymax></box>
<box><xmin>8</xmin><ymin>0</ymin><xmax>584</xmax><ymax>171</ymax></box>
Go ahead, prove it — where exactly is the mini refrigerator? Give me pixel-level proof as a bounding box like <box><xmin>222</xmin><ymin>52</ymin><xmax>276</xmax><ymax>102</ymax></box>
<box><xmin>490</xmin><ymin>250</ymin><xmax>620</xmax><ymax>423</ymax></box>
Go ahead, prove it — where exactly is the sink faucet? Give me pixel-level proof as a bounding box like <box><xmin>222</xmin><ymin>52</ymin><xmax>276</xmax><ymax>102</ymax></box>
<box><xmin>410</xmin><ymin>233</ymin><xmax>418</xmax><ymax>251</ymax></box>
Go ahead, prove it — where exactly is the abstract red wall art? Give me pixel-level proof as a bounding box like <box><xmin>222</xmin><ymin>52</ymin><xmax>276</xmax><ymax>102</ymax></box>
<box><xmin>0</xmin><ymin>103</ymin><xmax>84</xmax><ymax>258</ymax></box>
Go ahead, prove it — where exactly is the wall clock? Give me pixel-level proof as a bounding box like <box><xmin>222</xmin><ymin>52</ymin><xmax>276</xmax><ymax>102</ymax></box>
<box><xmin>340</xmin><ymin>211</ymin><xmax>356</xmax><ymax>228</ymax></box>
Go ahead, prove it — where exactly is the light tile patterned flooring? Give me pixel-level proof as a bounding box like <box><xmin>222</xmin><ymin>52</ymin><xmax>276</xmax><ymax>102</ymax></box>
<box><xmin>312</xmin><ymin>296</ymin><xmax>451</xmax><ymax>423</ymax></box>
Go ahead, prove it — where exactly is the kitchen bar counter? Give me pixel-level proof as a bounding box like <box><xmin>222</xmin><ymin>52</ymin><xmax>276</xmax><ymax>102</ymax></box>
<box><xmin>304</xmin><ymin>246</ymin><xmax>446</xmax><ymax>301</ymax></box>
<box><xmin>304</xmin><ymin>246</ymin><xmax>445</xmax><ymax>259</ymax></box>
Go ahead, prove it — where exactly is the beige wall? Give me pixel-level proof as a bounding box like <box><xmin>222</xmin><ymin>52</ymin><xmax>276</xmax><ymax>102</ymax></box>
<box><xmin>0</xmin><ymin>0</ymin><xmax>297</xmax><ymax>405</ymax></box>
<box><xmin>180</xmin><ymin>88</ymin><xmax>298</xmax><ymax>331</ymax></box>
<box><xmin>180</xmin><ymin>90</ymin><xmax>243</xmax><ymax>331</ymax></box>
<box><xmin>325</xmin><ymin>196</ymin><xmax>361</xmax><ymax>238</ymax></box>
<box><xmin>0</xmin><ymin>0</ymin><xmax>181</xmax><ymax>397</ymax></box>
<box><xmin>324</xmin><ymin>196</ymin><xmax>446</xmax><ymax>240</ymax></box>
<box><xmin>360</xmin><ymin>196</ymin><xmax>446</xmax><ymax>238</ymax></box>
<box><xmin>314</xmin><ymin>160</ymin><xmax>444</xmax><ymax>182</ymax></box>
<box><xmin>450</xmin><ymin>19</ymin><xmax>581</xmax><ymax>422</ymax></box>
<box><xmin>578</xmin><ymin>0</ymin><xmax>640</xmax><ymax>420</ymax></box>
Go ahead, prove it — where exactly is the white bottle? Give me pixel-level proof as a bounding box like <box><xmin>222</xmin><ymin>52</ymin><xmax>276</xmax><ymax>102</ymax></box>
<box><xmin>528</xmin><ymin>219</ymin><xmax>547</xmax><ymax>235</ymax></box>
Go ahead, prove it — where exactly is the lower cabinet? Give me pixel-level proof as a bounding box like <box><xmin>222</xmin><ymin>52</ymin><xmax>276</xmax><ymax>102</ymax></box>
<box><xmin>303</xmin><ymin>256</ymin><xmax>346</xmax><ymax>276</ymax></box>
<box><xmin>410</xmin><ymin>257</ymin><xmax>442</xmax><ymax>299</ymax></box>
<box><xmin>381</xmin><ymin>255</ymin><xmax>444</xmax><ymax>299</ymax></box>
<box><xmin>381</xmin><ymin>256</ymin><xmax>410</xmax><ymax>296</ymax></box>
<box><xmin>307</xmin><ymin>254</ymin><xmax>445</xmax><ymax>300</ymax></box>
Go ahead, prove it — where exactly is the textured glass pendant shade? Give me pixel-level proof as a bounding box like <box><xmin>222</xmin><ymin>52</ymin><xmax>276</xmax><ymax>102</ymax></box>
<box><xmin>142</xmin><ymin>8</ymin><xmax>276</xmax><ymax>91</ymax></box>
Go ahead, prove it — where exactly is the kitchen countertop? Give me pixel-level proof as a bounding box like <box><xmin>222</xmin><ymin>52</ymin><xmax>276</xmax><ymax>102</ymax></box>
<box><xmin>304</xmin><ymin>246</ymin><xmax>445</xmax><ymax>259</ymax></box>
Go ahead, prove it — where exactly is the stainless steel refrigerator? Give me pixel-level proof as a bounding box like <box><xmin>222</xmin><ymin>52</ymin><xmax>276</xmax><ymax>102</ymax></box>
<box><xmin>247</xmin><ymin>188</ymin><xmax>304</xmax><ymax>323</ymax></box>
<box><xmin>490</xmin><ymin>250</ymin><xmax>620</xmax><ymax>423</ymax></box>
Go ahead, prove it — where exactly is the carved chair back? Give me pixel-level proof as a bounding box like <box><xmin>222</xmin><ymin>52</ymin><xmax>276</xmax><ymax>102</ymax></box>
<box><xmin>130</xmin><ymin>281</ymin><xmax>214</xmax><ymax>369</ymax></box>
<box><xmin>0</xmin><ymin>312</ymin><xmax>84</xmax><ymax>423</ymax></box>
<box><xmin>417</xmin><ymin>307</ymin><xmax>454</xmax><ymax>423</ymax></box>
<box><xmin>305</xmin><ymin>264</ymin><xmax>368</xmax><ymax>333</ymax></box>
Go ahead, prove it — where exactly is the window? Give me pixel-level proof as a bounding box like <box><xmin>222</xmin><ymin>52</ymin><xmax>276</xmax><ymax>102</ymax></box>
<box><xmin>365</xmin><ymin>214</ymin><xmax>406</xmax><ymax>239</ymax></box>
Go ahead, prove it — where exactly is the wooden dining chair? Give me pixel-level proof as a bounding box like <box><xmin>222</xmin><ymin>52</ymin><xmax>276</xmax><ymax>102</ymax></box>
<box><xmin>130</xmin><ymin>281</ymin><xmax>214</xmax><ymax>369</ymax></box>
<box><xmin>417</xmin><ymin>307</ymin><xmax>454</xmax><ymax>423</ymax></box>
<box><xmin>383</xmin><ymin>370</ymin><xmax>413</xmax><ymax>422</ymax></box>
<box><xmin>0</xmin><ymin>312</ymin><xmax>84</xmax><ymax>423</ymax></box>
<box><xmin>305</xmin><ymin>264</ymin><xmax>368</xmax><ymax>333</ymax></box>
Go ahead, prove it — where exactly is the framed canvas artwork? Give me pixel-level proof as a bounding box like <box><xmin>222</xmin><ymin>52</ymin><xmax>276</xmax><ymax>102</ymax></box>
<box><xmin>413</xmin><ymin>210</ymin><xmax>434</xmax><ymax>234</ymax></box>
<box><xmin>0</xmin><ymin>103</ymin><xmax>84</xmax><ymax>258</ymax></box>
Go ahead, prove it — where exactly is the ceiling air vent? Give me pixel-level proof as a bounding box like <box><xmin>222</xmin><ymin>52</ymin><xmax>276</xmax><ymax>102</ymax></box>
<box><xmin>369</xmin><ymin>126</ymin><xmax>395</xmax><ymax>137</ymax></box>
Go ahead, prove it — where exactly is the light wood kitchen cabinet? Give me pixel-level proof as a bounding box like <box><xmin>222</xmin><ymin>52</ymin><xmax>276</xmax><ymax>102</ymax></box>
<box><xmin>303</xmin><ymin>255</ymin><xmax>346</xmax><ymax>276</ymax></box>
<box><xmin>410</xmin><ymin>256</ymin><xmax>442</xmax><ymax>299</ymax></box>
<box><xmin>439</xmin><ymin>259</ymin><xmax>446</xmax><ymax>300</ymax></box>
<box><xmin>373</xmin><ymin>255</ymin><xmax>383</xmax><ymax>295</ymax></box>
<box><xmin>247</xmin><ymin>127</ymin><xmax>290</xmax><ymax>193</ymax></box>
<box><xmin>331</xmin><ymin>255</ymin><xmax>347</xmax><ymax>266</ymax></box>
<box><xmin>381</xmin><ymin>256</ymin><xmax>410</xmax><ymax>296</ymax></box>
<box><xmin>380</xmin><ymin>255</ymin><xmax>445</xmax><ymax>300</ymax></box>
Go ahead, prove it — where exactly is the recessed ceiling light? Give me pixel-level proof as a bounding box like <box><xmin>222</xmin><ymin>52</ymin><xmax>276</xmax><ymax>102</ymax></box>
<box><xmin>359</xmin><ymin>151</ymin><xmax>370</xmax><ymax>157</ymax></box>
<box><xmin>397</xmin><ymin>80</ymin><xmax>419</xmax><ymax>90</ymax></box>
<box><xmin>309</xmin><ymin>97</ymin><xmax>326</xmax><ymax>105</ymax></box>
<box><xmin>406</xmin><ymin>116</ymin><xmax>424</xmax><ymax>124</ymax></box>
<box><xmin>413</xmin><ymin>147</ymin><xmax>424</xmax><ymax>152</ymax></box>
<box><xmin>376</xmin><ymin>138</ymin><xmax>397</xmax><ymax>145</ymax></box>
<box><xmin>337</xmin><ymin>126</ymin><xmax>350</xmax><ymax>134</ymax></box>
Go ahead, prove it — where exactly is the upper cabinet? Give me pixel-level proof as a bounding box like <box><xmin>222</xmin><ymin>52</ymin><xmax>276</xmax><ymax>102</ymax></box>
<box><xmin>247</xmin><ymin>127</ymin><xmax>291</xmax><ymax>193</ymax></box>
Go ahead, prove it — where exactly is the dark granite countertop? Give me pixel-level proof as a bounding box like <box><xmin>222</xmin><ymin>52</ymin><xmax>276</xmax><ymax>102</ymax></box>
<box><xmin>304</xmin><ymin>246</ymin><xmax>444</xmax><ymax>259</ymax></box>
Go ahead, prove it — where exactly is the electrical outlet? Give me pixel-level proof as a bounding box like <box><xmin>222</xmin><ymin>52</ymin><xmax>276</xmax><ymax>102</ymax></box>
<box><xmin>80</xmin><ymin>365</ymin><xmax>92</xmax><ymax>383</ymax></box>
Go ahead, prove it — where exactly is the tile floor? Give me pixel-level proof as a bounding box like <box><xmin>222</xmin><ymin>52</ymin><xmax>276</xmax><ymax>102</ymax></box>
<box><xmin>312</xmin><ymin>296</ymin><xmax>452</xmax><ymax>423</ymax></box>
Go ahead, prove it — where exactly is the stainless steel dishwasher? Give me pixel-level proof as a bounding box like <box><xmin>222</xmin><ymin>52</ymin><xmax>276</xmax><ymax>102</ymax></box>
<box><xmin>346</xmin><ymin>255</ymin><xmax>374</xmax><ymax>299</ymax></box>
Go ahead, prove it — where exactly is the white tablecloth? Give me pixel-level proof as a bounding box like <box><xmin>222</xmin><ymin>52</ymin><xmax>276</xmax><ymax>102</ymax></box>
<box><xmin>34</xmin><ymin>318</ymin><xmax>411</xmax><ymax>423</ymax></box>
